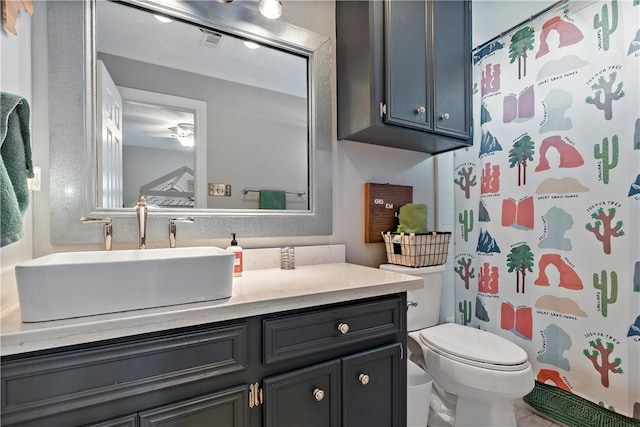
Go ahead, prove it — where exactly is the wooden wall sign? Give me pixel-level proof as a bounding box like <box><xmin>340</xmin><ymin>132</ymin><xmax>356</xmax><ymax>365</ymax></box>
<box><xmin>2</xmin><ymin>0</ymin><xmax>33</xmax><ymax>36</ymax></box>
<box><xmin>364</xmin><ymin>183</ymin><xmax>413</xmax><ymax>243</ymax></box>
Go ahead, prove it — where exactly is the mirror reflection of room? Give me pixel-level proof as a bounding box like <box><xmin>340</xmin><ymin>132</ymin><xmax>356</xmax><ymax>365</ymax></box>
<box><xmin>95</xmin><ymin>0</ymin><xmax>310</xmax><ymax>210</ymax></box>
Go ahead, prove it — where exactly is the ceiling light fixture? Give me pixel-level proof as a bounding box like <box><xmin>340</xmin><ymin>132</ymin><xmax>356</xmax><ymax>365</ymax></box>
<box><xmin>243</xmin><ymin>40</ymin><xmax>260</xmax><ymax>49</ymax></box>
<box><xmin>258</xmin><ymin>0</ymin><xmax>283</xmax><ymax>19</ymax></box>
<box><xmin>153</xmin><ymin>14</ymin><xmax>173</xmax><ymax>23</ymax></box>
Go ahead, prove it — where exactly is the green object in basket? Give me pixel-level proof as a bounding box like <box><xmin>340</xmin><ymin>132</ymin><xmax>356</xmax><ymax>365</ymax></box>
<box><xmin>399</xmin><ymin>203</ymin><xmax>428</xmax><ymax>233</ymax></box>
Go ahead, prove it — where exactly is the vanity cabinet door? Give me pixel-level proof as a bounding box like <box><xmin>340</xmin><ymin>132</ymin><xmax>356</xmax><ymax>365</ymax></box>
<box><xmin>263</xmin><ymin>360</ymin><xmax>341</xmax><ymax>427</ymax></box>
<box><xmin>138</xmin><ymin>385</ymin><xmax>248</xmax><ymax>427</ymax></box>
<box><xmin>342</xmin><ymin>344</ymin><xmax>403</xmax><ymax>427</ymax></box>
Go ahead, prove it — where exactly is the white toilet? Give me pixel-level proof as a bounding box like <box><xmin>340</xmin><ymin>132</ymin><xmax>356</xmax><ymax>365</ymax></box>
<box><xmin>380</xmin><ymin>264</ymin><xmax>534</xmax><ymax>427</ymax></box>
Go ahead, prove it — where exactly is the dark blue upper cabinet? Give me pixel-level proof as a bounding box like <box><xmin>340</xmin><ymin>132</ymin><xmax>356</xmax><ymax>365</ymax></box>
<box><xmin>337</xmin><ymin>0</ymin><xmax>472</xmax><ymax>154</ymax></box>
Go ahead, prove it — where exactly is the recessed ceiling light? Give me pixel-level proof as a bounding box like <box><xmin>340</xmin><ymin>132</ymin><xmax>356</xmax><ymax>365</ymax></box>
<box><xmin>258</xmin><ymin>0</ymin><xmax>283</xmax><ymax>19</ymax></box>
<box><xmin>243</xmin><ymin>40</ymin><xmax>260</xmax><ymax>49</ymax></box>
<box><xmin>153</xmin><ymin>14</ymin><xmax>173</xmax><ymax>23</ymax></box>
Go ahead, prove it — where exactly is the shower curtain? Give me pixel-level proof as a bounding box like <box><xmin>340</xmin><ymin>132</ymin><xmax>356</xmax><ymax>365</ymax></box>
<box><xmin>454</xmin><ymin>0</ymin><xmax>639</xmax><ymax>419</ymax></box>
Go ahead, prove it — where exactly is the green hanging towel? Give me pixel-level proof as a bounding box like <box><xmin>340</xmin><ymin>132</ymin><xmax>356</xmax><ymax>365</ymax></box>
<box><xmin>259</xmin><ymin>190</ymin><xmax>286</xmax><ymax>210</ymax></box>
<box><xmin>1</xmin><ymin>92</ymin><xmax>34</xmax><ymax>247</ymax></box>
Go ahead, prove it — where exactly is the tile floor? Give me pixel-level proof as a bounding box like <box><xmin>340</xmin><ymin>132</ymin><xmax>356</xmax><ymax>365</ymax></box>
<box><xmin>515</xmin><ymin>398</ymin><xmax>566</xmax><ymax>427</ymax></box>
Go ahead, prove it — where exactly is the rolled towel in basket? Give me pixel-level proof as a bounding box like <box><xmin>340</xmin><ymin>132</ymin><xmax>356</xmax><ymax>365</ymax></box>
<box><xmin>399</xmin><ymin>203</ymin><xmax>428</xmax><ymax>233</ymax></box>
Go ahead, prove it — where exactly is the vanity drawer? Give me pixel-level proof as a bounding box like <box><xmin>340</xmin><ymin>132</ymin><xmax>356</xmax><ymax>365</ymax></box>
<box><xmin>263</xmin><ymin>296</ymin><xmax>402</xmax><ymax>364</ymax></box>
<box><xmin>1</xmin><ymin>322</ymin><xmax>248</xmax><ymax>426</ymax></box>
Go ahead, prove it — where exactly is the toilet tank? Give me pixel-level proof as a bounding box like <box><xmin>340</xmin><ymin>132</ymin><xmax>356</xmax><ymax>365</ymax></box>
<box><xmin>380</xmin><ymin>264</ymin><xmax>445</xmax><ymax>331</ymax></box>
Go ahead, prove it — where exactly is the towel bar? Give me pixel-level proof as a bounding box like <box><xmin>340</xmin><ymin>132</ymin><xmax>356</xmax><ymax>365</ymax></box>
<box><xmin>241</xmin><ymin>188</ymin><xmax>306</xmax><ymax>197</ymax></box>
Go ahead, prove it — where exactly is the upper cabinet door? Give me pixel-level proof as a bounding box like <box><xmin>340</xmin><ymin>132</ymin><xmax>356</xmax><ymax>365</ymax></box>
<box><xmin>384</xmin><ymin>0</ymin><xmax>431</xmax><ymax>131</ymax></box>
<box><xmin>433</xmin><ymin>0</ymin><xmax>472</xmax><ymax>139</ymax></box>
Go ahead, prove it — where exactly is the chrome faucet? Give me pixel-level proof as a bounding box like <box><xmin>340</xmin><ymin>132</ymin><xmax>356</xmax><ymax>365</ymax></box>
<box><xmin>80</xmin><ymin>217</ymin><xmax>113</xmax><ymax>250</ymax></box>
<box><xmin>168</xmin><ymin>217</ymin><xmax>194</xmax><ymax>248</ymax></box>
<box><xmin>136</xmin><ymin>195</ymin><xmax>148</xmax><ymax>249</ymax></box>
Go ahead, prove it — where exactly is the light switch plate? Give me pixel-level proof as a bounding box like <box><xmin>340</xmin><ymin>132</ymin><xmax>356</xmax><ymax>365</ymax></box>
<box><xmin>209</xmin><ymin>183</ymin><xmax>231</xmax><ymax>196</ymax></box>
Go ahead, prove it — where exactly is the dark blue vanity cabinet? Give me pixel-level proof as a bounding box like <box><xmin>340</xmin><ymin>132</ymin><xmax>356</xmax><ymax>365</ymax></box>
<box><xmin>337</xmin><ymin>0</ymin><xmax>472</xmax><ymax>154</ymax></box>
<box><xmin>1</xmin><ymin>294</ymin><xmax>406</xmax><ymax>427</ymax></box>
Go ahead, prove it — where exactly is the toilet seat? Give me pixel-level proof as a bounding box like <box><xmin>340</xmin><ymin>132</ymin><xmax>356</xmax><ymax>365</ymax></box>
<box><xmin>419</xmin><ymin>323</ymin><xmax>529</xmax><ymax>372</ymax></box>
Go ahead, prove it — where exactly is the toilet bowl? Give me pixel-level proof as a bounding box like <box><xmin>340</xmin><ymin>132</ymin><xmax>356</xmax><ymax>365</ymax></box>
<box><xmin>380</xmin><ymin>264</ymin><xmax>534</xmax><ymax>427</ymax></box>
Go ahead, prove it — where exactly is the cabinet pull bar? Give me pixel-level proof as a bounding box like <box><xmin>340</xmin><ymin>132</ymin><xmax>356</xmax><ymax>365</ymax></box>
<box><xmin>249</xmin><ymin>382</ymin><xmax>263</xmax><ymax>408</ymax></box>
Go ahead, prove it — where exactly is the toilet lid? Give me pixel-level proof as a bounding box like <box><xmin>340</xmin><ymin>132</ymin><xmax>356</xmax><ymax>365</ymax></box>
<box><xmin>419</xmin><ymin>323</ymin><xmax>529</xmax><ymax>371</ymax></box>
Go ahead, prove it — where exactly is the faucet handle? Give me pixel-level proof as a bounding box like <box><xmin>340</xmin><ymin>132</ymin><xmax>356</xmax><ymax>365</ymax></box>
<box><xmin>80</xmin><ymin>217</ymin><xmax>113</xmax><ymax>250</ymax></box>
<box><xmin>168</xmin><ymin>217</ymin><xmax>194</xmax><ymax>248</ymax></box>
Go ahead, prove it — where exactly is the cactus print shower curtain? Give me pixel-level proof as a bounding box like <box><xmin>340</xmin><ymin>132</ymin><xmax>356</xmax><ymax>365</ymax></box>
<box><xmin>454</xmin><ymin>0</ymin><xmax>640</xmax><ymax>419</ymax></box>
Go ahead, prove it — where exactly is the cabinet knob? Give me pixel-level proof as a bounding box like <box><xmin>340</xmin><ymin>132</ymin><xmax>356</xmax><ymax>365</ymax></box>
<box><xmin>338</xmin><ymin>323</ymin><xmax>350</xmax><ymax>334</ymax></box>
<box><xmin>416</xmin><ymin>106</ymin><xmax>426</xmax><ymax>114</ymax></box>
<box><xmin>440</xmin><ymin>113</ymin><xmax>450</xmax><ymax>120</ymax></box>
<box><xmin>358</xmin><ymin>374</ymin><xmax>370</xmax><ymax>385</ymax></box>
<box><xmin>313</xmin><ymin>388</ymin><xmax>325</xmax><ymax>401</ymax></box>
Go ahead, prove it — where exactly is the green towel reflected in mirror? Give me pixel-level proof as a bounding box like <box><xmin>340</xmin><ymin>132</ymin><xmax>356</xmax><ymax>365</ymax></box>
<box><xmin>259</xmin><ymin>190</ymin><xmax>286</xmax><ymax>210</ymax></box>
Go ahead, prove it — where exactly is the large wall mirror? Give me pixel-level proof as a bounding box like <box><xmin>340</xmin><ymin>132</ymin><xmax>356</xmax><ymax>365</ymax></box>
<box><xmin>48</xmin><ymin>0</ymin><xmax>332</xmax><ymax>245</ymax></box>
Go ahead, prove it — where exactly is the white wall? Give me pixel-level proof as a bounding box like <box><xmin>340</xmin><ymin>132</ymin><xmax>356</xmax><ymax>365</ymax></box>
<box><xmin>472</xmin><ymin>1</ymin><xmax>556</xmax><ymax>48</ymax></box>
<box><xmin>0</xmin><ymin>12</ymin><xmax>33</xmax><ymax>278</ymax></box>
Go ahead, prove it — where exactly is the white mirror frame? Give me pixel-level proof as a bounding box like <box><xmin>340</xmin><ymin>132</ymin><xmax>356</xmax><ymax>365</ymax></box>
<box><xmin>47</xmin><ymin>0</ymin><xmax>332</xmax><ymax>245</ymax></box>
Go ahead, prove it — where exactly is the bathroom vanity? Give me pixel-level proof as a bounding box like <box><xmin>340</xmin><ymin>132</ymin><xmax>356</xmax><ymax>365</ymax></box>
<box><xmin>0</xmin><ymin>264</ymin><xmax>421</xmax><ymax>427</ymax></box>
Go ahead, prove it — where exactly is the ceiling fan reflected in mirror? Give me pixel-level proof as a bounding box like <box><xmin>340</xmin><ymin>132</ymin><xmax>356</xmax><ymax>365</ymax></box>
<box><xmin>169</xmin><ymin>123</ymin><xmax>195</xmax><ymax>147</ymax></box>
<box><xmin>142</xmin><ymin>122</ymin><xmax>194</xmax><ymax>147</ymax></box>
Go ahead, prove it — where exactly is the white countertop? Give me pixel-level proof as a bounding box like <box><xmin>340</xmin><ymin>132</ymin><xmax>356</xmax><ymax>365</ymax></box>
<box><xmin>0</xmin><ymin>263</ymin><xmax>421</xmax><ymax>356</ymax></box>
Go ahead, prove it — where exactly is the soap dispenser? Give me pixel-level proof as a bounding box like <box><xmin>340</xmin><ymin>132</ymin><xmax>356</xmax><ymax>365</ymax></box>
<box><xmin>227</xmin><ymin>233</ymin><xmax>243</xmax><ymax>277</ymax></box>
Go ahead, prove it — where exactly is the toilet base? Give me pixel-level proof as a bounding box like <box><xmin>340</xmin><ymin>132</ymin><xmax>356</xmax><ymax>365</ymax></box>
<box><xmin>453</xmin><ymin>395</ymin><xmax>517</xmax><ymax>427</ymax></box>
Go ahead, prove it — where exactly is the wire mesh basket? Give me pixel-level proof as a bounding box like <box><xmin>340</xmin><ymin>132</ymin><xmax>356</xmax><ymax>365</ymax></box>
<box><xmin>381</xmin><ymin>231</ymin><xmax>451</xmax><ymax>267</ymax></box>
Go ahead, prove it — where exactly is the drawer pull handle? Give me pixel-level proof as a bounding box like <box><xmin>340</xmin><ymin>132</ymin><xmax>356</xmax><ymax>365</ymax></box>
<box><xmin>407</xmin><ymin>301</ymin><xmax>418</xmax><ymax>309</ymax></box>
<box><xmin>338</xmin><ymin>323</ymin><xmax>350</xmax><ymax>334</ymax></box>
<box><xmin>440</xmin><ymin>113</ymin><xmax>450</xmax><ymax>120</ymax></box>
<box><xmin>359</xmin><ymin>374</ymin><xmax>370</xmax><ymax>385</ymax></box>
<box><xmin>416</xmin><ymin>106</ymin><xmax>426</xmax><ymax>114</ymax></box>
<box><xmin>313</xmin><ymin>388</ymin><xmax>325</xmax><ymax>401</ymax></box>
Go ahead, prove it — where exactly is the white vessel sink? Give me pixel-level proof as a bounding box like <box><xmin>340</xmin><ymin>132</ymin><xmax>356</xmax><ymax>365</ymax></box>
<box><xmin>15</xmin><ymin>246</ymin><xmax>235</xmax><ymax>322</ymax></box>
